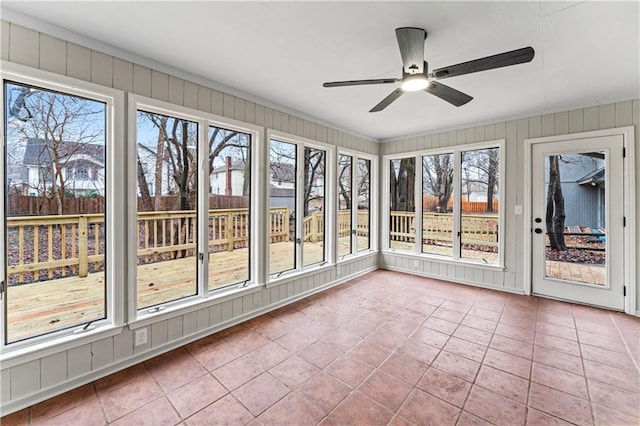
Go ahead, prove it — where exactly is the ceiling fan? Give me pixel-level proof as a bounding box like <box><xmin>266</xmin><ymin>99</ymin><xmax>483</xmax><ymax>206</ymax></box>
<box><xmin>322</xmin><ymin>27</ymin><xmax>535</xmax><ymax>112</ymax></box>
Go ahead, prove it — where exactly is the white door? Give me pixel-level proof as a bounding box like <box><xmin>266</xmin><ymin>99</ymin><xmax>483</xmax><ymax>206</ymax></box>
<box><xmin>531</xmin><ymin>135</ymin><xmax>625</xmax><ymax>310</ymax></box>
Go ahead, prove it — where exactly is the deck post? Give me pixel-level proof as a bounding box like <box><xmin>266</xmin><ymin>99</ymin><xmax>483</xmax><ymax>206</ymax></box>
<box><xmin>227</xmin><ymin>211</ymin><xmax>234</xmax><ymax>252</ymax></box>
<box><xmin>78</xmin><ymin>216</ymin><xmax>88</xmax><ymax>278</ymax></box>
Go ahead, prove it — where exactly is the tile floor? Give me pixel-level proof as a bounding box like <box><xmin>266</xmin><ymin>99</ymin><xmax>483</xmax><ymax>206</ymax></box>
<box><xmin>2</xmin><ymin>269</ymin><xmax>639</xmax><ymax>425</ymax></box>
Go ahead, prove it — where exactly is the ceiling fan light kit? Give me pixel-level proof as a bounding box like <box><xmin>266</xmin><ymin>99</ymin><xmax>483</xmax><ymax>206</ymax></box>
<box><xmin>323</xmin><ymin>27</ymin><xmax>535</xmax><ymax>112</ymax></box>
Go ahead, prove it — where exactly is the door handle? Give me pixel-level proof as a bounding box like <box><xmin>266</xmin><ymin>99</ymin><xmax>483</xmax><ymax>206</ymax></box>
<box><xmin>534</xmin><ymin>228</ymin><xmax>543</xmax><ymax>234</ymax></box>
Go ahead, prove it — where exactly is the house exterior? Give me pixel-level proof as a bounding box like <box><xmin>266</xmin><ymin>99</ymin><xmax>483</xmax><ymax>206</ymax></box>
<box><xmin>209</xmin><ymin>157</ymin><xmax>247</xmax><ymax>196</ymax></box>
<box><xmin>22</xmin><ymin>137</ymin><xmax>105</xmax><ymax>196</ymax></box>
<box><xmin>136</xmin><ymin>144</ymin><xmax>174</xmax><ymax>196</ymax></box>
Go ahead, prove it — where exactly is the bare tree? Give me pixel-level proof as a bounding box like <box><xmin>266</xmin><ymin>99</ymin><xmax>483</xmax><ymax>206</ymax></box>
<box><xmin>546</xmin><ymin>155</ymin><xmax>567</xmax><ymax>250</ymax></box>
<box><xmin>7</xmin><ymin>83</ymin><xmax>105</xmax><ymax>215</ymax></box>
<box><xmin>460</xmin><ymin>148</ymin><xmax>499</xmax><ymax>212</ymax></box>
<box><xmin>423</xmin><ymin>155</ymin><xmax>453</xmax><ymax>212</ymax></box>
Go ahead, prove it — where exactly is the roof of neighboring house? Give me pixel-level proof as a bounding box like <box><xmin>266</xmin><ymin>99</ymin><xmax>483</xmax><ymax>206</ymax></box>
<box><xmin>269</xmin><ymin>186</ymin><xmax>294</xmax><ymax>197</ymax></box>
<box><xmin>577</xmin><ymin>167</ymin><xmax>605</xmax><ymax>186</ymax></box>
<box><xmin>212</xmin><ymin>159</ymin><xmax>245</xmax><ymax>173</ymax></box>
<box><xmin>271</xmin><ymin>163</ymin><xmax>295</xmax><ymax>183</ymax></box>
<box><xmin>23</xmin><ymin>138</ymin><xmax>104</xmax><ymax>166</ymax></box>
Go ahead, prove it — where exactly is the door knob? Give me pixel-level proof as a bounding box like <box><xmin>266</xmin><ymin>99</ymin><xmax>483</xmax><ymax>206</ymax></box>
<box><xmin>534</xmin><ymin>228</ymin><xmax>543</xmax><ymax>234</ymax></box>
<box><xmin>534</xmin><ymin>218</ymin><xmax>542</xmax><ymax>223</ymax></box>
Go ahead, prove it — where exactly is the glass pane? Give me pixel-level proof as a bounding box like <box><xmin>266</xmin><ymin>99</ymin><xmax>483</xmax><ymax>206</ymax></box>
<box><xmin>544</xmin><ymin>152</ymin><xmax>606</xmax><ymax>286</ymax></box>
<box><xmin>389</xmin><ymin>158</ymin><xmax>416</xmax><ymax>251</ymax></box>
<box><xmin>4</xmin><ymin>81</ymin><xmax>107</xmax><ymax>343</ymax></box>
<box><xmin>303</xmin><ymin>147</ymin><xmax>325</xmax><ymax>266</ymax></box>
<box><xmin>269</xmin><ymin>140</ymin><xmax>296</xmax><ymax>275</ymax></box>
<box><xmin>422</xmin><ymin>154</ymin><xmax>454</xmax><ymax>256</ymax></box>
<box><xmin>338</xmin><ymin>155</ymin><xmax>352</xmax><ymax>257</ymax></box>
<box><xmin>136</xmin><ymin>111</ymin><xmax>198</xmax><ymax>309</ymax></box>
<box><xmin>357</xmin><ymin>158</ymin><xmax>371</xmax><ymax>252</ymax></box>
<box><xmin>208</xmin><ymin>127</ymin><xmax>250</xmax><ymax>290</ymax></box>
<box><xmin>460</xmin><ymin>148</ymin><xmax>499</xmax><ymax>264</ymax></box>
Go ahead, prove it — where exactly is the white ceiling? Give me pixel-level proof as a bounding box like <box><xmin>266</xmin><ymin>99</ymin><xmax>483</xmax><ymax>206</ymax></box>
<box><xmin>3</xmin><ymin>1</ymin><xmax>639</xmax><ymax>141</ymax></box>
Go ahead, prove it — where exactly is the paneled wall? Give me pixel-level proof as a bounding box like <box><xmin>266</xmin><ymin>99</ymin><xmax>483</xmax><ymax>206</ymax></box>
<box><xmin>381</xmin><ymin>100</ymin><xmax>640</xmax><ymax>311</ymax></box>
<box><xmin>0</xmin><ymin>19</ymin><xmax>380</xmax><ymax>414</ymax></box>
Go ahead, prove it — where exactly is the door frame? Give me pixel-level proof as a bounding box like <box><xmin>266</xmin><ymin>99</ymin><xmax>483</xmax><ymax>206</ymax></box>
<box><xmin>523</xmin><ymin>126</ymin><xmax>636</xmax><ymax>315</ymax></box>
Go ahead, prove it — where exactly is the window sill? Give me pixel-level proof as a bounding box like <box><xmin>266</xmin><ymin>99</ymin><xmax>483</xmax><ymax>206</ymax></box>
<box><xmin>382</xmin><ymin>249</ymin><xmax>505</xmax><ymax>271</ymax></box>
<box><xmin>266</xmin><ymin>263</ymin><xmax>334</xmax><ymax>288</ymax></box>
<box><xmin>337</xmin><ymin>250</ymin><xmax>378</xmax><ymax>264</ymax></box>
<box><xmin>128</xmin><ymin>283</ymin><xmax>264</xmax><ymax>330</ymax></box>
<box><xmin>1</xmin><ymin>323</ymin><xmax>124</xmax><ymax>369</ymax></box>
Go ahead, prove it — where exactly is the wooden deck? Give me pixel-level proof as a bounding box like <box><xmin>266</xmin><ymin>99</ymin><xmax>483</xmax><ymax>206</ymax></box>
<box><xmin>7</xmin><ymin>239</ymin><xmax>350</xmax><ymax>342</ymax></box>
<box><xmin>546</xmin><ymin>260</ymin><xmax>605</xmax><ymax>286</ymax></box>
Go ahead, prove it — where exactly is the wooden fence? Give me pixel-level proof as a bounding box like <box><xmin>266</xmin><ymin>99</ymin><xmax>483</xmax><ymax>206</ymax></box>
<box><xmin>422</xmin><ymin>195</ymin><xmax>499</xmax><ymax>213</ymax></box>
<box><xmin>390</xmin><ymin>211</ymin><xmax>499</xmax><ymax>248</ymax></box>
<box><xmin>6</xmin><ymin>194</ymin><xmax>248</xmax><ymax>216</ymax></box>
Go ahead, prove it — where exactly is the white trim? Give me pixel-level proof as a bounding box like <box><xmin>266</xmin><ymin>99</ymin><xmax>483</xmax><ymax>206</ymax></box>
<box><xmin>1</xmin><ymin>61</ymin><xmax>125</xmax><ymax>352</ymax></box>
<box><xmin>523</xmin><ymin>126</ymin><xmax>635</xmax><ymax>315</ymax></box>
<box><xmin>381</xmin><ymin>250</ymin><xmax>506</xmax><ymax>272</ymax></box>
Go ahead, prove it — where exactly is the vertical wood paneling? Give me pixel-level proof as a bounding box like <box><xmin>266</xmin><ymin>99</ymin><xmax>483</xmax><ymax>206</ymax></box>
<box><xmin>1</xmin><ymin>369</ymin><xmax>10</xmax><ymax>404</ymax></box>
<box><xmin>40</xmin><ymin>353</ymin><xmax>67</xmax><ymax>389</ymax></box>
<box><xmin>569</xmin><ymin>109</ymin><xmax>584</xmax><ymax>133</ymax></box>
<box><xmin>264</xmin><ymin>108</ymin><xmax>273</xmax><ymax>129</ymax></box>
<box><xmin>223</xmin><ymin>93</ymin><xmax>235</xmax><ymax>118</ymax></box>
<box><xmin>474</xmin><ymin>126</ymin><xmax>485</xmax><ymax>142</ymax></box>
<box><xmin>91</xmin><ymin>338</ymin><xmax>114</xmax><ymax>370</ymax></box>
<box><xmin>151</xmin><ymin>71</ymin><xmax>169</xmax><ymax>102</ymax></box>
<box><xmin>272</xmin><ymin>110</ymin><xmax>282</xmax><ymax>131</ymax></box>
<box><xmin>615</xmin><ymin>101</ymin><xmax>633</xmax><ymax>126</ymax></box>
<box><xmin>113</xmin><ymin>58</ymin><xmax>134</xmax><ymax>92</ymax></box>
<box><xmin>10</xmin><ymin>361</ymin><xmax>40</xmax><ymax>400</ymax></box>
<box><xmin>196</xmin><ymin>308</ymin><xmax>210</xmax><ymax>331</ymax></box>
<box><xmin>234</xmin><ymin>98</ymin><xmax>246</xmax><ymax>123</ymax></box>
<box><xmin>529</xmin><ymin>116</ymin><xmax>542</xmax><ymax>138</ymax></box>
<box><xmin>113</xmin><ymin>329</ymin><xmax>133</xmax><ymax>361</ymax></box>
<box><xmin>151</xmin><ymin>321</ymin><xmax>168</xmax><ymax>347</ymax></box>
<box><xmin>1</xmin><ymin>21</ymin><xmax>10</xmax><ymax>61</ymax></box>
<box><xmin>168</xmin><ymin>76</ymin><xmax>184</xmax><ymax>106</ymax></box>
<box><xmin>555</xmin><ymin>111</ymin><xmax>569</xmax><ymax>135</ymax></box>
<box><xmin>541</xmin><ymin>114</ymin><xmax>555</xmax><ymax>136</ymax></box>
<box><xmin>598</xmin><ymin>104</ymin><xmax>616</xmax><ymax>129</ymax></box>
<box><xmin>183</xmin><ymin>312</ymin><xmax>197</xmax><ymax>335</ymax></box>
<box><xmin>197</xmin><ymin>85</ymin><xmax>211</xmax><ymax>113</ymax></box>
<box><xmin>90</xmin><ymin>51</ymin><xmax>113</xmax><ymax>87</ymax></box>
<box><xmin>584</xmin><ymin>106</ymin><xmax>599</xmax><ymax>131</ymax></box>
<box><xmin>167</xmin><ymin>316</ymin><xmax>183</xmax><ymax>342</ymax></box>
<box><xmin>210</xmin><ymin>304</ymin><xmax>222</xmax><ymax>326</ymax></box>
<box><xmin>132</xmin><ymin>64</ymin><xmax>152</xmax><ymax>97</ymax></box>
<box><xmin>232</xmin><ymin>298</ymin><xmax>243</xmax><ymax>317</ymax></box>
<box><xmin>39</xmin><ymin>34</ymin><xmax>66</xmax><ymax>75</ymax></box>
<box><xmin>220</xmin><ymin>301</ymin><xmax>233</xmax><ymax>322</ymax></box>
<box><xmin>67</xmin><ymin>345</ymin><xmax>91</xmax><ymax>378</ymax></box>
<box><xmin>211</xmin><ymin>89</ymin><xmax>224</xmax><ymax>116</ymax></box>
<box><xmin>244</xmin><ymin>100</ymin><xmax>256</xmax><ymax>124</ymax></box>
<box><xmin>485</xmin><ymin>124</ymin><xmax>496</xmax><ymax>141</ymax></box>
<box><xmin>66</xmin><ymin>43</ymin><xmax>91</xmax><ymax>81</ymax></box>
<box><xmin>183</xmin><ymin>81</ymin><xmax>198</xmax><ymax>110</ymax></box>
<box><xmin>255</xmin><ymin>104</ymin><xmax>265</xmax><ymax>126</ymax></box>
<box><xmin>9</xmin><ymin>24</ymin><xmax>39</xmax><ymax>68</ymax></box>
<box><xmin>243</xmin><ymin>294</ymin><xmax>253</xmax><ymax>313</ymax></box>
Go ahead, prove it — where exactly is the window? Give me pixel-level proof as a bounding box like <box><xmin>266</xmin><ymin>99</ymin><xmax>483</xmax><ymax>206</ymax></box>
<box><xmin>386</xmin><ymin>142</ymin><xmax>503</xmax><ymax>266</ymax></box>
<box><xmin>208</xmin><ymin>126</ymin><xmax>251</xmax><ymax>290</ymax></box>
<box><xmin>269</xmin><ymin>134</ymin><xmax>332</xmax><ymax>278</ymax></box>
<box><xmin>2</xmin><ymin>71</ymin><xmax>122</xmax><ymax>346</ymax></box>
<box><xmin>338</xmin><ymin>153</ymin><xmax>373</xmax><ymax>258</ymax></box>
<box><xmin>389</xmin><ymin>157</ymin><xmax>416</xmax><ymax>251</ymax></box>
<box><xmin>135</xmin><ymin>110</ymin><xmax>199</xmax><ymax>310</ymax></box>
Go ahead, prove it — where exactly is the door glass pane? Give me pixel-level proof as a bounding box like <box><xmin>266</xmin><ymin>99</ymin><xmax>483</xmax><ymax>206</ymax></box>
<box><xmin>543</xmin><ymin>152</ymin><xmax>606</xmax><ymax>286</ymax></box>
<box><xmin>338</xmin><ymin>155</ymin><xmax>352</xmax><ymax>257</ymax></box>
<box><xmin>460</xmin><ymin>148</ymin><xmax>500</xmax><ymax>264</ymax></box>
<box><xmin>208</xmin><ymin>127</ymin><xmax>250</xmax><ymax>290</ymax></box>
<box><xmin>4</xmin><ymin>81</ymin><xmax>107</xmax><ymax>343</ymax></box>
<box><xmin>303</xmin><ymin>147</ymin><xmax>325</xmax><ymax>266</ymax></box>
<box><xmin>389</xmin><ymin>158</ymin><xmax>416</xmax><ymax>251</ymax></box>
<box><xmin>422</xmin><ymin>153</ymin><xmax>454</xmax><ymax>256</ymax></box>
<box><xmin>136</xmin><ymin>111</ymin><xmax>198</xmax><ymax>309</ymax></box>
<box><xmin>269</xmin><ymin>140</ymin><xmax>296</xmax><ymax>275</ymax></box>
<box><xmin>357</xmin><ymin>158</ymin><xmax>371</xmax><ymax>252</ymax></box>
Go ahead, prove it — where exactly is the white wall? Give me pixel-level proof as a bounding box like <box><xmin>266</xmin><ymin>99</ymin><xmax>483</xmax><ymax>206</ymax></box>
<box><xmin>0</xmin><ymin>19</ymin><xmax>380</xmax><ymax>415</ymax></box>
<box><xmin>380</xmin><ymin>100</ymin><xmax>639</xmax><ymax>312</ymax></box>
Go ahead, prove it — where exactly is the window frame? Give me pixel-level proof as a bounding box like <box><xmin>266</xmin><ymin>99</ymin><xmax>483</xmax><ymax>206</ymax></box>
<box><xmin>337</xmin><ymin>149</ymin><xmax>378</xmax><ymax>261</ymax></box>
<box><xmin>382</xmin><ymin>139</ymin><xmax>505</xmax><ymax>269</ymax></box>
<box><xmin>266</xmin><ymin>130</ymin><xmax>335</xmax><ymax>285</ymax></box>
<box><xmin>0</xmin><ymin>62</ymin><xmax>126</xmax><ymax>352</ymax></box>
<box><xmin>127</xmin><ymin>94</ymin><xmax>262</xmax><ymax>325</ymax></box>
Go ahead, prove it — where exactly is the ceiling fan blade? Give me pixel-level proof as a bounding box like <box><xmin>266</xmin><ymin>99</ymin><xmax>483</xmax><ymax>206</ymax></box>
<box><xmin>370</xmin><ymin>88</ymin><xmax>404</xmax><ymax>112</ymax></box>
<box><xmin>323</xmin><ymin>78</ymin><xmax>399</xmax><ymax>88</ymax></box>
<box><xmin>425</xmin><ymin>82</ymin><xmax>473</xmax><ymax>107</ymax></box>
<box><xmin>396</xmin><ymin>27</ymin><xmax>426</xmax><ymax>74</ymax></box>
<box><xmin>431</xmin><ymin>46</ymin><xmax>535</xmax><ymax>80</ymax></box>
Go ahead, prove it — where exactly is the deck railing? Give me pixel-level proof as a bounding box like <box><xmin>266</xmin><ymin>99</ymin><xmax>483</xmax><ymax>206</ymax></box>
<box><xmin>7</xmin><ymin>207</ymin><xmax>290</xmax><ymax>285</ymax></box>
<box><xmin>390</xmin><ymin>211</ymin><xmax>499</xmax><ymax>247</ymax></box>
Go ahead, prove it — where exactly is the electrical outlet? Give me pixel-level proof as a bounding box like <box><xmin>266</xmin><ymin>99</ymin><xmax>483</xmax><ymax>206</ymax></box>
<box><xmin>134</xmin><ymin>328</ymin><xmax>147</xmax><ymax>347</ymax></box>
